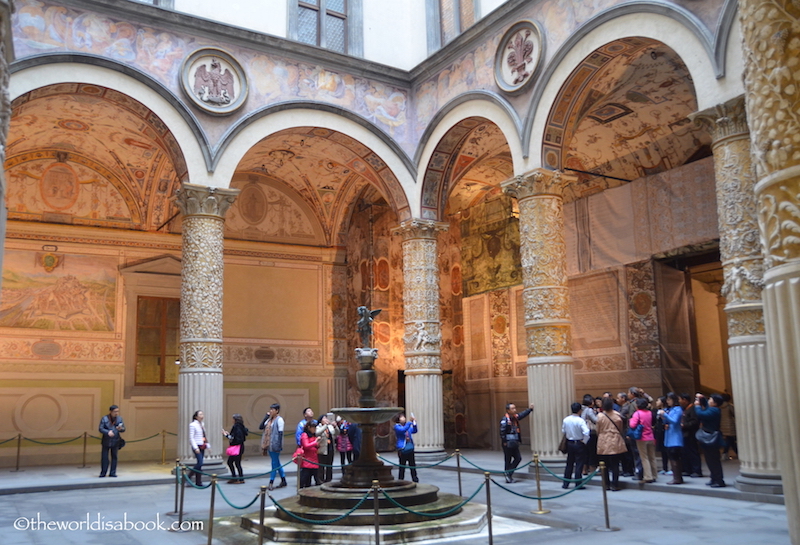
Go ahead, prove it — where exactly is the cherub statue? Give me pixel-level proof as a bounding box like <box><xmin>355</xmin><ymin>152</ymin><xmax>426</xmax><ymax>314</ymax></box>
<box><xmin>356</xmin><ymin>306</ymin><xmax>382</xmax><ymax>347</ymax></box>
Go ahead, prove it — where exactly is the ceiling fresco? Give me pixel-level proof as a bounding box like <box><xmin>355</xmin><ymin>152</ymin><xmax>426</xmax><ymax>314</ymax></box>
<box><xmin>543</xmin><ymin>38</ymin><xmax>711</xmax><ymax>201</ymax></box>
<box><xmin>5</xmin><ymin>83</ymin><xmax>185</xmax><ymax>231</ymax></box>
<box><xmin>234</xmin><ymin>127</ymin><xmax>410</xmax><ymax>245</ymax></box>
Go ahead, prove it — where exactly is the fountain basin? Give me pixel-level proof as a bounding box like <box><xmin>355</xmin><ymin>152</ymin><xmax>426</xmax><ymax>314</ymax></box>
<box><xmin>331</xmin><ymin>407</ymin><xmax>403</xmax><ymax>425</ymax></box>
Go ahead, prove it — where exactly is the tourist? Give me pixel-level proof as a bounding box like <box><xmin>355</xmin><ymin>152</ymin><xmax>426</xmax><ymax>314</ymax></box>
<box><xmin>720</xmin><ymin>394</ymin><xmax>737</xmax><ymax>460</ymax></box>
<box><xmin>679</xmin><ymin>393</ymin><xmax>703</xmax><ymax>477</ymax></box>
<box><xmin>596</xmin><ymin>397</ymin><xmax>626</xmax><ymax>491</ymax></box>
<box><xmin>189</xmin><ymin>410</ymin><xmax>208</xmax><ymax>486</ymax></box>
<box><xmin>654</xmin><ymin>396</ymin><xmax>669</xmax><ymax>475</ymax></box>
<box><xmin>623</xmin><ymin>388</ymin><xmax>644</xmax><ymax>480</ymax></box>
<box><xmin>630</xmin><ymin>397</ymin><xmax>658</xmax><ymax>483</ymax></box>
<box><xmin>616</xmin><ymin>392</ymin><xmax>634</xmax><ymax>476</ymax></box>
<box><xmin>659</xmin><ymin>392</ymin><xmax>684</xmax><ymax>485</ymax></box>
<box><xmin>222</xmin><ymin>414</ymin><xmax>248</xmax><ymax>484</ymax></box>
<box><xmin>499</xmin><ymin>402</ymin><xmax>534</xmax><ymax>483</ymax></box>
<box><xmin>561</xmin><ymin>402</ymin><xmax>590</xmax><ymax>489</ymax></box>
<box><xmin>98</xmin><ymin>404</ymin><xmax>125</xmax><ymax>478</ymax></box>
<box><xmin>394</xmin><ymin>413</ymin><xmax>418</xmax><ymax>482</ymax></box>
<box><xmin>349</xmin><ymin>421</ymin><xmax>362</xmax><ymax>461</ymax></box>
<box><xmin>295</xmin><ymin>407</ymin><xmax>314</xmax><ymax>446</ymax></box>
<box><xmin>259</xmin><ymin>403</ymin><xmax>287</xmax><ymax>490</ymax></box>
<box><xmin>581</xmin><ymin>394</ymin><xmax>598</xmax><ymax>475</ymax></box>
<box><xmin>299</xmin><ymin>420</ymin><xmax>321</xmax><ymax>488</ymax></box>
<box><xmin>336</xmin><ymin>417</ymin><xmax>353</xmax><ymax>466</ymax></box>
<box><xmin>695</xmin><ymin>393</ymin><xmax>726</xmax><ymax>488</ymax></box>
<box><xmin>316</xmin><ymin>413</ymin><xmax>339</xmax><ymax>483</ymax></box>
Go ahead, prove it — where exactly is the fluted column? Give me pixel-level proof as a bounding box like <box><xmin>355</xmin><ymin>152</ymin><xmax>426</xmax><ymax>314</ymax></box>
<box><xmin>394</xmin><ymin>219</ymin><xmax>448</xmax><ymax>461</ymax></box>
<box><xmin>739</xmin><ymin>1</ymin><xmax>800</xmax><ymax>540</ymax></box>
<box><xmin>691</xmin><ymin>96</ymin><xmax>781</xmax><ymax>494</ymax></box>
<box><xmin>0</xmin><ymin>2</ymin><xmax>12</xmax><ymax>284</ymax></box>
<box><xmin>175</xmin><ymin>183</ymin><xmax>239</xmax><ymax>464</ymax></box>
<box><xmin>502</xmin><ymin>169</ymin><xmax>577</xmax><ymax>461</ymax></box>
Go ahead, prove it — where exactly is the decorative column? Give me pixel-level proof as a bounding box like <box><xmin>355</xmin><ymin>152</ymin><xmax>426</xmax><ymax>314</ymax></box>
<box><xmin>0</xmin><ymin>1</ymin><xmax>13</xmax><ymax>285</ymax></box>
<box><xmin>502</xmin><ymin>169</ymin><xmax>577</xmax><ymax>461</ymax></box>
<box><xmin>175</xmin><ymin>183</ymin><xmax>239</xmax><ymax>465</ymax></box>
<box><xmin>394</xmin><ymin>219</ymin><xmax>448</xmax><ymax>461</ymax></box>
<box><xmin>739</xmin><ymin>2</ymin><xmax>800</xmax><ymax>541</ymax></box>
<box><xmin>691</xmin><ymin>96</ymin><xmax>781</xmax><ymax>494</ymax></box>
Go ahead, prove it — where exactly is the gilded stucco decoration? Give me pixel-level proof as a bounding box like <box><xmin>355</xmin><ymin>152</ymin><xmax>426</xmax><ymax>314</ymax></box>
<box><xmin>739</xmin><ymin>0</ymin><xmax>800</xmax><ymax>265</ymax></box>
<box><xmin>175</xmin><ymin>183</ymin><xmax>239</xmax><ymax>369</ymax></box>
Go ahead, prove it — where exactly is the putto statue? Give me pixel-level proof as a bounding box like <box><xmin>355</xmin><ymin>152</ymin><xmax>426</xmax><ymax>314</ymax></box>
<box><xmin>356</xmin><ymin>306</ymin><xmax>382</xmax><ymax>348</ymax></box>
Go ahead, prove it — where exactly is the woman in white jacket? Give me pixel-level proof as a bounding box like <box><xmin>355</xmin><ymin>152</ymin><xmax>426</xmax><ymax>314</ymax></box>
<box><xmin>189</xmin><ymin>410</ymin><xmax>208</xmax><ymax>486</ymax></box>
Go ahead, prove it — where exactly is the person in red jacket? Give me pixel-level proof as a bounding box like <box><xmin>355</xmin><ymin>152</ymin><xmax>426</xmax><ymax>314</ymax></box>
<box><xmin>299</xmin><ymin>420</ymin><xmax>321</xmax><ymax>488</ymax></box>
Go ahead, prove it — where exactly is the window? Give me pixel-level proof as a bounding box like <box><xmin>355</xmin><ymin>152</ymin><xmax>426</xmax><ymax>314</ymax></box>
<box><xmin>290</xmin><ymin>0</ymin><xmax>363</xmax><ymax>56</ymax></box>
<box><xmin>130</xmin><ymin>0</ymin><xmax>175</xmax><ymax>8</ymax></box>
<box><xmin>428</xmin><ymin>0</ymin><xmax>479</xmax><ymax>53</ymax></box>
<box><xmin>135</xmin><ymin>296</ymin><xmax>180</xmax><ymax>386</ymax></box>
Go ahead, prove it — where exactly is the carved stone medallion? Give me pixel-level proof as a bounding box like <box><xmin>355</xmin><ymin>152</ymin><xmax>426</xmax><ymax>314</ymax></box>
<box><xmin>494</xmin><ymin>20</ymin><xmax>544</xmax><ymax>95</ymax></box>
<box><xmin>181</xmin><ymin>48</ymin><xmax>248</xmax><ymax>115</ymax></box>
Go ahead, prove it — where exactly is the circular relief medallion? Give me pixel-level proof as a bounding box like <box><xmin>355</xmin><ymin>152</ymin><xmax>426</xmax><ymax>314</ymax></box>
<box><xmin>181</xmin><ymin>48</ymin><xmax>248</xmax><ymax>115</ymax></box>
<box><xmin>238</xmin><ymin>184</ymin><xmax>267</xmax><ymax>225</ymax></box>
<box><xmin>40</xmin><ymin>162</ymin><xmax>79</xmax><ymax>210</ymax></box>
<box><xmin>494</xmin><ymin>20</ymin><xmax>544</xmax><ymax>95</ymax></box>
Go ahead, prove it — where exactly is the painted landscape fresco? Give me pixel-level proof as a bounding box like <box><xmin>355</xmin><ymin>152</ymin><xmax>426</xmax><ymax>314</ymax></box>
<box><xmin>0</xmin><ymin>250</ymin><xmax>117</xmax><ymax>331</ymax></box>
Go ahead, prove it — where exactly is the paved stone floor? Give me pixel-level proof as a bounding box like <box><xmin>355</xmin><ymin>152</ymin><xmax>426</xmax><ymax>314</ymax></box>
<box><xmin>0</xmin><ymin>449</ymin><xmax>790</xmax><ymax>544</ymax></box>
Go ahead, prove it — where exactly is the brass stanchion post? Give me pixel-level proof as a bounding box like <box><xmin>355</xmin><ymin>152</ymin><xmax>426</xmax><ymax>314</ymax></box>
<box><xmin>531</xmin><ymin>454</ymin><xmax>550</xmax><ymax>514</ymax></box>
<box><xmin>258</xmin><ymin>485</ymin><xmax>267</xmax><ymax>545</ymax></box>
<box><xmin>161</xmin><ymin>430</ymin><xmax>167</xmax><ymax>465</ymax></box>
<box><xmin>596</xmin><ymin>462</ymin><xmax>619</xmax><ymax>532</ymax></box>
<box><xmin>12</xmin><ymin>433</ymin><xmax>22</xmax><ymax>472</ymax></box>
<box><xmin>373</xmin><ymin>480</ymin><xmax>381</xmax><ymax>545</ymax></box>
<box><xmin>167</xmin><ymin>459</ymin><xmax>181</xmax><ymax>515</ymax></box>
<box><xmin>80</xmin><ymin>432</ymin><xmax>88</xmax><ymax>468</ymax></box>
<box><xmin>485</xmin><ymin>472</ymin><xmax>493</xmax><ymax>545</ymax></box>
<box><xmin>169</xmin><ymin>467</ymin><xmax>189</xmax><ymax>531</ymax></box>
<box><xmin>456</xmin><ymin>449</ymin><xmax>462</xmax><ymax>497</ymax></box>
<box><xmin>296</xmin><ymin>456</ymin><xmax>302</xmax><ymax>493</ymax></box>
<box><xmin>207</xmin><ymin>474</ymin><xmax>217</xmax><ymax>545</ymax></box>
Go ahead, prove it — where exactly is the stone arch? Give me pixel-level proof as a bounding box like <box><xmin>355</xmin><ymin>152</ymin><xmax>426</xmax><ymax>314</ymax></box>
<box><xmin>417</xmin><ymin>99</ymin><xmax>522</xmax><ymax>221</ymax></box>
<box><xmin>525</xmin><ymin>6</ymin><xmax>745</xmax><ymax>161</ymax></box>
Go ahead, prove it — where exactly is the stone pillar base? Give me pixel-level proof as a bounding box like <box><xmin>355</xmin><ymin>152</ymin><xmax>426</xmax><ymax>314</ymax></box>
<box><xmin>735</xmin><ymin>472</ymin><xmax>784</xmax><ymax>495</ymax></box>
<box><xmin>413</xmin><ymin>449</ymin><xmax>449</xmax><ymax>463</ymax></box>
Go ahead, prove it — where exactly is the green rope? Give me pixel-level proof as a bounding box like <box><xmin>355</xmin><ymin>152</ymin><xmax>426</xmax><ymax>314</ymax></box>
<box><xmin>377</xmin><ymin>452</ymin><xmax>455</xmax><ymax>469</ymax></box>
<box><xmin>125</xmin><ymin>433</ymin><xmax>161</xmax><ymax>443</ymax></box>
<box><xmin>380</xmin><ymin>481</ymin><xmax>484</xmax><ymax>517</ymax></box>
<box><xmin>87</xmin><ymin>434</ymin><xmax>102</xmax><ymax>440</ymax></box>
<box><xmin>215</xmin><ymin>482</ymin><xmax>261</xmax><ymax>510</ymax></box>
<box><xmin>165</xmin><ymin>431</ymin><xmax>178</xmax><ymax>436</ymax></box>
<box><xmin>181</xmin><ymin>471</ymin><xmax>212</xmax><ymax>490</ymax></box>
<box><xmin>538</xmin><ymin>460</ymin><xmax>599</xmax><ymax>483</ymax></box>
<box><xmin>458</xmin><ymin>453</ymin><xmax>532</xmax><ymax>475</ymax></box>
<box><xmin>489</xmin><ymin>470</ymin><xmax>597</xmax><ymax>500</ymax></box>
<box><xmin>0</xmin><ymin>436</ymin><xmax>18</xmax><ymax>445</ymax></box>
<box><xmin>269</xmin><ymin>489</ymin><xmax>371</xmax><ymax>525</ymax></box>
<box><xmin>185</xmin><ymin>454</ymin><xmax>297</xmax><ymax>479</ymax></box>
<box><xmin>23</xmin><ymin>435</ymin><xmax>84</xmax><ymax>445</ymax></box>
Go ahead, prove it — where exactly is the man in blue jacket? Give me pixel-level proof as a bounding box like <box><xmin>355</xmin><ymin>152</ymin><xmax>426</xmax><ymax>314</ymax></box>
<box><xmin>500</xmin><ymin>402</ymin><xmax>534</xmax><ymax>483</ymax></box>
<box><xmin>99</xmin><ymin>405</ymin><xmax>125</xmax><ymax>478</ymax></box>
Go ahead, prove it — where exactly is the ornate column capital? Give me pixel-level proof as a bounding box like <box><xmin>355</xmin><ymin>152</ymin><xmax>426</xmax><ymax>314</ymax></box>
<box><xmin>175</xmin><ymin>183</ymin><xmax>240</xmax><ymax>219</ymax></box>
<box><xmin>690</xmin><ymin>95</ymin><xmax>749</xmax><ymax>146</ymax></box>
<box><xmin>392</xmin><ymin>218</ymin><xmax>449</xmax><ymax>241</ymax></box>
<box><xmin>501</xmin><ymin>169</ymin><xmax>577</xmax><ymax>200</ymax></box>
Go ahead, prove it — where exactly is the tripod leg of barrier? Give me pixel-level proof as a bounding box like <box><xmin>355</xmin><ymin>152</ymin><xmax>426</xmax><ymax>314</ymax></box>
<box><xmin>14</xmin><ymin>433</ymin><xmax>22</xmax><ymax>472</ymax></box>
<box><xmin>161</xmin><ymin>430</ymin><xmax>167</xmax><ymax>465</ymax></box>
<box><xmin>485</xmin><ymin>472</ymin><xmax>493</xmax><ymax>545</ymax></box>
<box><xmin>207</xmin><ymin>475</ymin><xmax>217</xmax><ymax>545</ymax></box>
<box><xmin>259</xmin><ymin>486</ymin><xmax>267</xmax><ymax>545</ymax></box>
<box><xmin>596</xmin><ymin>462</ymin><xmax>619</xmax><ymax>532</ymax></box>
<box><xmin>456</xmin><ymin>449</ymin><xmax>462</xmax><ymax>497</ymax></box>
<box><xmin>373</xmin><ymin>480</ymin><xmax>380</xmax><ymax>545</ymax></box>
<box><xmin>531</xmin><ymin>454</ymin><xmax>550</xmax><ymax>515</ymax></box>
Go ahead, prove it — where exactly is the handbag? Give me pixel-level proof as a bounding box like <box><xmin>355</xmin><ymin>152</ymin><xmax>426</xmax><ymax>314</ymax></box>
<box><xmin>292</xmin><ymin>446</ymin><xmax>304</xmax><ymax>464</ymax></box>
<box><xmin>695</xmin><ymin>428</ymin><xmax>721</xmax><ymax>446</ymax></box>
<box><xmin>626</xmin><ymin>423</ymin><xmax>644</xmax><ymax>440</ymax></box>
<box><xmin>117</xmin><ymin>438</ymin><xmax>126</xmax><ymax>450</ymax></box>
<box><xmin>226</xmin><ymin>444</ymin><xmax>241</xmax><ymax>457</ymax></box>
<box><xmin>558</xmin><ymin>434</ymin><xmax>568</xmax><ymax>454</ymax></box>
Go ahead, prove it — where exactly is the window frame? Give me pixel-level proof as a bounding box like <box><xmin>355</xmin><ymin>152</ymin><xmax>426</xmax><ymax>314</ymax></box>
<box><xmin>289</xmin><ymin>0</ymin><xmax>363</xmax><ymax>57</ymax></box>
<box><xmin>134</xmin><ymin>296</ymin><xmax>180</xmax><ymax>387</ymax></box>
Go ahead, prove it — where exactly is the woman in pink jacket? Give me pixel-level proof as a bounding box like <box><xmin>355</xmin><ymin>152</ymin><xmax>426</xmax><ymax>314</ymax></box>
<box><xmin>299</xmin><ymin>420</ymin><xmax>321</xmax><ymax>488</ymax></box>
<box><xmin>629</xmin><ymin>397</ymin><xmax>658</xmax><ymax>483</ymax></box>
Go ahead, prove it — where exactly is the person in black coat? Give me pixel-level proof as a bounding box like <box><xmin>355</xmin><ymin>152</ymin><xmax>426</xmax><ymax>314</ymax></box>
<box><xmin>98</xmin><ymin>404</ymin><xmax>125</xmax><ymax>478</ymax></box>
<box><xmin>222</xmin><ymin>414</ymin><xmax>248</xmax><ymax>483</ymax></box>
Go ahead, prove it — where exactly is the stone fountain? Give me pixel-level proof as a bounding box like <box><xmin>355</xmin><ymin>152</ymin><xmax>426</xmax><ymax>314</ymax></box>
<box><xmin>239</xmin><ymin>307</ymin><xmax>487</xmax><ymax>543</ymax></box>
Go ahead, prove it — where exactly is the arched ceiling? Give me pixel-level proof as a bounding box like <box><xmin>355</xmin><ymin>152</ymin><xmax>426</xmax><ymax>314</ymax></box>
<box><xmin>421</xmin><ymin>118</ymin><xmax>513</xmax><ymax>219</ymax></box>
<box><xmin>5</xmin><ymin>83</ymin><xmax>186</xmax><ymax>231</ymax></box>
<box><xmin>542</xmin><ymin>38</ymin><xmax>711</xmax><ymax>201</ymax></box>
<box><xmin>234</xmin><ymin>127</ymin><xmax>410</xmax><ymax>244</ymax></box>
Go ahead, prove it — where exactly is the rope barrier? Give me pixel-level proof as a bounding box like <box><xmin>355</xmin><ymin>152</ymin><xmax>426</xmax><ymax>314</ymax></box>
<box><xmin>0</xmin><ymin>436</ymin><xmax>18</xmax><ymax>445</ymax></box>
<box><xmin>124</xmin><ymin>433</ymin><xmax>162</xmax><ymax>443</ymax></box>
<box><xmin>268</xmin><ymin>489</ymin><xmax>372</xmax><ymax>525</ymax></box>
<box><xmin>459</xmin><ymin>453</ymin><xmax>533</xmax><ymax>475</ymax></box>
<box><xmin>20</xmin><ymin>435</ymin><xmax>84</xmax><ymax>445</ymax></box>
<box><xmin>376</xmin><ymin>452</ymin><xmax>455</xmax><ymax>469</ymax></box>
<box><xmin>538</xmin><ymin>460</ymin><xmax>598</xmax><ymax>483</ymax></box>
<box><xmin>489</xmin><ymin>469</ymin><xmax>598</xmax><ymax>500</ymax></box>
<box><xmin>188</xmin><ymin>455</ymin><xmax>298</xmax><ymax>479</ymax></box>
<box><xmin>215</xmin><ymin>482</ymin><xmax>262</xmax><ymax>510</ymax></box>
<box><xmin>379</xmin><ymin>481</ymin><xmax>484</xmax><ymax>517</ymax></box>
<box><xmin>0</xmin><ymin>432</ymin><xmax>173</xmax><ymax>446</ymax></box>
<box><xmin>181</xmin><ymin>470</ymin><xmax>213</xmax><ymax>490</ymax></box>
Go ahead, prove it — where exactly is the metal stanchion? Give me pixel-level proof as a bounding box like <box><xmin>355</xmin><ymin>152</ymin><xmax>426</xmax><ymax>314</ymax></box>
<box><xmin>456</xmin><ymin>449</ymin><xmax>463</xmax><ymax>497</ymax></box>
<box><xmin>12</xmin><ymin>433</ymin><xmax>22</xmax><ymax>472</ymax></box>
<box><xmin>373</xmin><ymin>480</ymin><xmax>381</xmax><ymax>545</ymax></box>
<box><xmin>258</xmin><ymin>485</ymin><xmax>267</xmax><ymax>545</ymax></box>
<box><xmin>80</xmin><ymin>432</ymin><xmax>88</xmax><ymax>468</ymax></box>
<box><xmin>484</xmin><ymin>472</ymin><xmax>493</xmax><ymax>545</ymax></box>
<box><xmin>296</xmin><ymin>456</ymin><xmax>302</xmax><ymax>493</ymax></box>
<box><xmin>167</xmin><ymin>459</ymin><xmax>182</xmax><ymax>515</ymax></box>
<box><xmin>207</xmin><ymin>474</ymin><xmax>217</xmax><ymax>545</ymax></box>
<box><xmin>169</xmin><ymin>467</ymin><xmax>189</xmax><ymax>532</ymax></box>
<box><xmin>161</xmin><ymin>430</ymin><xmax>167</xmax><ymax>465</ymax></box>
<box><xmin>531</xmin><ymin>454</ymin><xmax>550</xmax><ymax>515</ymax></box>
<box><xmin>596</xmin><ymin>462</ymin><xmax>619</xmax><ymax>532</ymax></box>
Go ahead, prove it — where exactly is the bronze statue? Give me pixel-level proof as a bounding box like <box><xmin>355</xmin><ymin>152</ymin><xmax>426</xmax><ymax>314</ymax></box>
<box><xmin>356</xmin><ymin>306</ymin><xmax>382</xmax><ymax>347</ymax></box>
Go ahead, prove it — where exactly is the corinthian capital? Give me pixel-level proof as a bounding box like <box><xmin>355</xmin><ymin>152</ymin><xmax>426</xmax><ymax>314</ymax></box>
<box><xmin>392</xmin><ymin>218</ymin><xmax>449</xmax><ymax>241</ymax></box>
<box><xmin>689</xmin><ymin>95</ymin><xmax>749</xmax><ymax>146</ymax></box>
<box><xmin>175</xmin><ymin>183</ymin><xmax>240</xmax><ymax>219</ymax></box>
<box><xmin>501</xmin><ymin>169</ymin><xmax>577</xmax><ymax>200</ymax></box>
